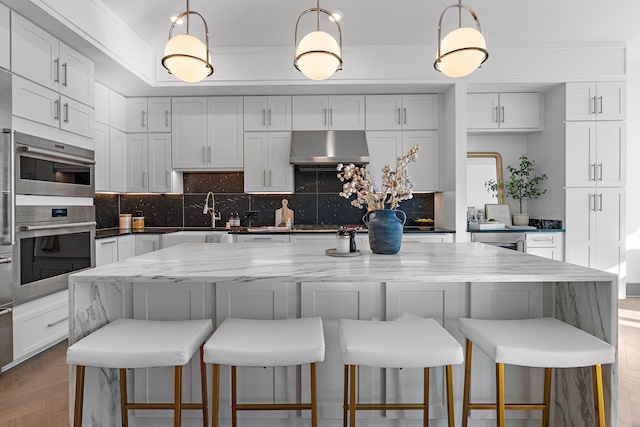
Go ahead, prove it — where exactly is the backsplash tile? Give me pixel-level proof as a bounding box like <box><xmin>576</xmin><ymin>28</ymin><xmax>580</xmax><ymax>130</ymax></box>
<box><xmin>183</xmin><ymin>172</ymin><xmax>244</xmax><ymax>194</ymax></box>
<box><xmin>120</xmin><ymin>194</ymin><xmax>183</xmax><ymax>227</ymax></box>
<box><xmin>94</xmin><ymin>194</ymin><xmax>119</xmax><ymax>229</ymax></box>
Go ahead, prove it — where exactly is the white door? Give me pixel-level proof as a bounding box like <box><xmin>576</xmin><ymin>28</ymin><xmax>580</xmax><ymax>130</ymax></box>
<box><xmin>365</xmin><ymin>131</ymin><xmax>402</xmax><ymax>190</ymax></box>
<box><xmin>564</xmin><ymin>188</ymin><xmax>596</xmax><ymax>268</ymax></box>
<box><xmin>58</xmin><ymin>42</ymin><xmax>94</xmax><ymax>107</ymax></box>
<box><xmin>328</xmin><ymin>95</ymin><xmax>365</xmax><ymax>130</ymax></box>
<box><xmin>12</xmin><ymin>76</ymin><xmax>59</xmax><ymax>129</ymax></box>
<box><xmin>243</xmin><ymin>96</ymin><xmax>268</xmax><ymax>131</ymax></box>
<box><xmin>267</xmin><ymin>132</ymin><xmax>294</xmax><ymax>192</ymax></box>
<box><xmin>594</xmin><ymin>188</ymin><xmax>625</xmax><ymax>277</ymax></box>
<box><xmin>148</xmin><ymin>97</ymin><xmax>171</xmax><ymax>132</ymax></box>
<box><xmin>402</xmin><ymin>94</ymin><xmax>438</xmax><ymax>130</ymax></box>
<box><xmin>467</xmin><ymin>93</ymin><xmax>499</xmax><ymax>130</ymax></box>
<box><xmin>293</xmin><ymin>96</ymin><xmax>328</xmax><ymax>130</ymax></box>
<box><xmin>268</xmin><ymin>96</ymin><xmax>292</xmax><ymax>131</ymax></box>
<box><xmin>565</xmin><ymin>122</ymin><xmax>596</xmax><ymax>188</ymax></box>
<box><xmin>135</xmin><ymin>235</ymin><xmax>160</xmax><ymax>255</ymax></box>
<box><xmin>172</xmin><ymin>97</ymin><xmax>208</xmax><ymax>168</ymax></box>
<box><xmin>109</xmin><ymin>128</ymin><xmax>127</xmax><ymax>192</ymax></box>
<box><xmin>148</xmin><ymin>133</ymin><xmax>172</xmax><ymax>193</ymax></box>
<box><xmin>93</xmin><ymin>82</ymin><xmax>109</xmax><ymax>125</ymax></box>
<box><xmin>596</xmin><ymin>121</ymin><xmax>626</xmax><ymax>187</ymax></box>
<box><xmin>208</xmin><ymin>97</ymin><xmax>244</xmax><ymax>169</ymax></box>
<box><xmin>117</xmin><ymin>235</ymin><xmax>136</xmax><ymax>261</ymax></box>
<box><xmin>127</xmin><ymin>134</ymin><xmax>148</xmax><ymax>192</ymax></box>
<box><xmin>498</xmin><ymin>93</ymin><xmax>540</xmax><ymax>129</ymax></box>
<box><xmin>95</xmin><ymin>237</ymin><xmax>118</xmax><ymax>267</ymax></box>
<box><xmin>402</xmin><ymin>130</ymin><xmax>439</xmax><ymax>191</ymax></box>
<box><xmin>243</xmin><ymin>132</ymin><xmax>268</xmax><ymax>192</ymax></box>
<box><xmin>565</xmin><ymin>82</ymin><xmax>597</xmax><ymax>121</ymax></box>
<box><xmin>365</xmin><ymin>95</ymin><xmax>402</xmax><ymax>130</ymax></box>
<box><xmin>93</xmin><ymin>122</ymin><xmax>110</xmax><ymax>192</ymax></box>
<box><xmin>60</xmin><ymin>96</ymin><xmax>94</xmax><ymax>138</ymax></box>
<box><xmin>596</xmin><ymin>82</ymin><xmax>626</xmax><ymax>121</ymax></box>
<box><xmin>126</xmin><ymin>97</ymin><xmax>147</xmax><ymax>132</ymax></box>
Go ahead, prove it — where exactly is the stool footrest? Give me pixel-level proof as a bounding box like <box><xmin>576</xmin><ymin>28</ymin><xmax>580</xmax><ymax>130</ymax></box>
<box><xmin>125</xmin><ymin>403</ymin><xmax>205</xmax><ymax>410</ymax></box>
<box><xmin>468</xmin><ymin>403</ymin><xmax>547</xmax><ymax>411</ymax></box>
<box><xmin>346</xmin><ymin>403</ymin><xmax>427</xmax><ymax>411</ymax></box>
<box><xmin>235</xmin><ymin>403</ymin><xmax>312</xmax><ymax>411</ymax></box>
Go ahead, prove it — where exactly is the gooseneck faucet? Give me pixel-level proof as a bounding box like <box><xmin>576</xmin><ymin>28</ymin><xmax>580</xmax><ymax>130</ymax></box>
<box><xmin>203</xmin><ymin>191</ymin><xmax>221</xmax><ymax>228</ymax></box>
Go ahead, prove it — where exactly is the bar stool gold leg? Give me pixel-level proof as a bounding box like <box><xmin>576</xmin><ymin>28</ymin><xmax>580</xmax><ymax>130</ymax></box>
<box><xmin>74</xmin><ymin>365</ymin><xmax>85</xmax><ymax>427</ymax></box>
<box><xmin>542</xmin><ymin>367</ymin><xmax>552</xmax><ymax>427</ymax></box>
<box><xmin>349</xmin><ymin>365</ymin><xmax>357</xmax><ymax>427</ymax></box>
<box><xmin>231</xmin><ymin>366</ymin><xmax>238</xmax><ymax>427</ymax></box>
<box><xmin>423</xmin><ymin>367</ymin><xmax>430</xmax><ymax>427</ymax></box>
<box><xmin>119</xmin><ymin>368</ymin><xmax>129</xmax><ymax>427</ymax></box>
<box><xmin>445</xmin><ymin>365</ymin><xmax>455</xmax><ymax>427</ymax></box>
<box><xmin>343</xmin><ymin>365</ymin><xmax>348</xmax><ymax>427</ymax></box>
<box><xmin>211</xmin><ymin>364</ymin><xmax>220</xmax><ymax>427</ymax></box>
<box><xmin>496</xmin><ymin>363</ymin><xmax>505</xmax><ymax>427</ymax></box>
<box><xmin>311</xmin><ymin>363</ymin><xmax>318</xmax><ymax>427</ymax></box>
<box><xmin>462</xmin><ymin>339</ymin><xmax>472</xmax><ymax>427</ymax></box>
<box><xmin>593</xmin><ymin>364</ymin><xmax>606</xmax><ymax>427</ymax></box>
<box><xmin>199</xmin><ymin>346</ymin><xmax>208</xmax><ymax>427</ymax></box>
<box><xmin>174</xmin><ymin>365</ymin><xmax>182</xmax><ymax>427</ymax></box>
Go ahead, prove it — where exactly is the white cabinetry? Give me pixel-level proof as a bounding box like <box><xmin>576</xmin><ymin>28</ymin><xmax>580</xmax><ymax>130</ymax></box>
<box><xmin>292</xmin><ymin>95</ymin><xmax>365</xmax><ymax>130</ymax></box>
<box><xmin>95</xmin><ymin>236</ymin><xmax>118</xmax><ymax>267</ymax></box>
<box><xmin>243</xmin><ymin>132</ymin><xmax>294</xmax><ymax>193</ymax></box>
<box><xmin>135</xmin><ymin>234</ymin><xmax>161</xmax><ymax>255</ymax></box>
<box><xmin>172</xmin><ymin>97</ymin><xmax>243</xmax><ymax>169</ymax></box>
<box><xmin>289</xmin><ymin>233</ymin><xmax>368</xmax><ymax>247</ymax></box>
<box><xmin>401</xmin><ymin>233</ymin><xmax>454</xmax><ymax>243</ymax></box>
<box><xmin>565</xmin><ymin>188</ymin><xmax>625</xmax><ymax>278</ymax></box>
<box><xmin>0</xmin><ymin>4</ymin><xmax>9</xmax><ymax>70</ymax></box>
<box><xmin>366</xmin><ymin>130</ymin><xmax>439</xmax><ymax>191</ymax></box>
<box><xmin>127</xmin><ymin>97</ymin><xmax>172</xmax><ymax>133</ymax></box>
<box><xmin>109</xmin><ymin>90</ymin><xmax>127</xmax><ymax>131</ymax></box>
<box><xmin>126</xmin><ymin>133</ymin><xmax>172</xmax><ymax>193</ymax></box>
<box><xmin>565</xmin><ymin>82</ymin><xmax>626</xmax><ymax>121</ymax></box>
<box><xmin>234</xmin><ymin>234</ymin><xmax>290</xmax><ymax>244</ymax></box>
<box><xmin>244</xmin><ymin>96</ymin><xmax>291</xmax><ymax>131</ymax></box>
<box><xmin>11</xmin><ymin>12</ymin><xmax>94</xmax><ymax>107</ymax></box>
<box><xmin>95</xmin><ymin>122</ymin><xmax>127</xmax><ymax>193</ymax></box>
<box><xmin>524</xmin><ymin>232</ymin><xmax>564</xmax><ymax>261</ymax></box>
<box><xmin>565</xmin><ymin>121</ymin><xmax>625</xmax><ymax>188</ymax></box>
<box><xmin>93</xmin><ymin>82</ymin><xmax>109</xmax><ymax>125</ymax></box>
<box><xmin>12</xmin><ymin>291</ymin><xmax>69</xmax><ymax>363</ymax></box>
<box><xmin>118</xmin><ymin>235</ymin><xmax>135</xmax><ymax>261</ymax></box>
<box><xmin>467</xmin><ymin>93</ymin><xmax>541</xmax><ymax>130</ymax></box>
<box><xmin>365</xmin><ymin>95</ymin><xmax>438</xmax><ymax>130</ymax></box>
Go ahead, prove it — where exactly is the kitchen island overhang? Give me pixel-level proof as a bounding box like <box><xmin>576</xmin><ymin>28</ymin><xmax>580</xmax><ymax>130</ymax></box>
<box><xmin>68</xmin><ymin>242</ymin><xmax>618</xmax><ymax>427</ymax></box>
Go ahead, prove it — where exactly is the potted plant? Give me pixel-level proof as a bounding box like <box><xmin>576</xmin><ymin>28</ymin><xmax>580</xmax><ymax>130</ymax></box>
<box><xmin>485</xmin><ymin>154</ymin><xmax>547</xmax><ymax>226</ymax></box>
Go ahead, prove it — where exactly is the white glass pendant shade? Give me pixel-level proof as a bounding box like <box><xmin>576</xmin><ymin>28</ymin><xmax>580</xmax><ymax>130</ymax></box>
<box><xmin>163</xmin><ymin>33</ymin><xmax>212</xmax><ymax>83</ymax></box>
<box><xmin>436</xmin><ymin>26</ymin><xmax>487</xmax><ymax>78</ymax></box>
<box><xmin>296</xmin><ymin>31</ymin><xmax>341</xmax><ymax>81</ymax></box>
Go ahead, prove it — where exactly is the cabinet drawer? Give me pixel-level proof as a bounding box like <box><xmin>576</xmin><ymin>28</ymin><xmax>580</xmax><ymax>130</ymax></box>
<box><xmin>525</xmin><ymin>233</ymin><xmax>560</xmax><ymax>247</ymax></box>
<box><xmin>235</xmin><ymin>235</ymin><xmax>290</xmax><ymax>244</ymax></box>
<box><xmin>13</xmin><ymin>291</ymin><xmax>69</xmax><ymax>361</ymax></box>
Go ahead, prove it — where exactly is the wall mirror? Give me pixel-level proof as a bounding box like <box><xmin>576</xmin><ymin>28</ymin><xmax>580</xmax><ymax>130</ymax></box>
<box><xmin>467</xmin><ymin>152</ymin><xmax>504</xmax><ymax>210</ymax></box>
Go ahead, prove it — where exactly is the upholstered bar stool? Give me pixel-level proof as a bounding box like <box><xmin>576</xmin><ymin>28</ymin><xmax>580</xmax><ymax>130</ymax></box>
<box><xmin>337</xmin><ymin>318</ymin><xmax>464</xmax><ymax>427</ymax></box>
<box><xmin>203</xmin><ymin>317</ymin><xmax>325</xmax><ymax>427</ymax></box>
<box><xmin>66</xmin><ymin>318</ymin><xmax>213</xmax><ymax>427</ymax></box>
<box><xmin>459</xmin><ymin>317</ymin><xmax>616</xmax><ymax>427</ymax></box>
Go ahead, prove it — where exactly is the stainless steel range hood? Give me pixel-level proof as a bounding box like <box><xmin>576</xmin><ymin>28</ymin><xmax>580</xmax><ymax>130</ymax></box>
<box><xmin>289</xmin><ymin>130</ymin><xmax>369</xmax><ymax>167</ymax></box>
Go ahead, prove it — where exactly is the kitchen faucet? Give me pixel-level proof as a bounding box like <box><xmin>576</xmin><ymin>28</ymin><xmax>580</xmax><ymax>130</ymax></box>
<box><xmin>203</xmin><ymin>191</ymin><xmax>221</xmax><ymax>228</ymax></box>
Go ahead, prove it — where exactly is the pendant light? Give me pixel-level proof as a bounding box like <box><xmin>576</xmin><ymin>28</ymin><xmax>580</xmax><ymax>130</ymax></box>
<box><xmin>434</xmin><ymin>0</ymin><xmax>488</xmax><ymax>78</ymax></box>
<box><xmin>161</xmin><ymin>0</ymin><xmax>213</xmax><ymax>83</ymax></box>
<box><xmin>294</xmin><ymin>0</ymin><xmax>343</xmax><ymax>81</ymax></box>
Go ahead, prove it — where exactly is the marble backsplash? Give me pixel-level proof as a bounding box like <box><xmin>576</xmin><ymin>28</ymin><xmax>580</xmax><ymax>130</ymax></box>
<box><xmin>94</xmin><ymin>170</ymin><xmax>436</xmax><ymax>229</ymax></box>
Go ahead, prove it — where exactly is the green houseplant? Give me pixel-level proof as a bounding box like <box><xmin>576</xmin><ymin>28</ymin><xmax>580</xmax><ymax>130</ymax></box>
<box><xmin>486</xmin><ymin>154</ymin><xmax>547</xmax><ymax>226</ymax></box>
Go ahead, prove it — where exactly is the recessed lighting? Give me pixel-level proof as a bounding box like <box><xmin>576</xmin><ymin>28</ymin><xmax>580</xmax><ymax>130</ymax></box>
<box><xmin>169</xmin><ymin>15</ymin><xmax>184</xmax><ymax>25</ymax></box>
<box><xmin>329</xmin><ymin>10</ymin><xmax>342</xmax><ymax>22</ymax></box>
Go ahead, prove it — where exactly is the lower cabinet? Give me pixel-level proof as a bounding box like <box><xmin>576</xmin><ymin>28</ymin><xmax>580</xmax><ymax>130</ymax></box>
<box><xmin>12</xmin><ymin>290</ymin><xmax>69</xmax><ymax>363</ymax></box>
<box><xmin>525</xmin><ymin>232</ymin><xmax>564</xmax><ymax>261</ymax></box>
<box><xmin>135</xmin><ymin>234</ymin><xmax>161</xmax><ymax>255</ymax></box>
<box><xmin>95</xmin><ymin>236</ymin><xmax>118</xmax><ymax>267</ymax></box>
<box><xmin>402</xmin><ymin>233</ymin><xmax>454</xmax><ymax>243</ymax></box>
<box><xmin>234</xmin><ymin>234</ymin><xmax>290</xmax><ymax>244</ymax></box>
<box><xmin>118</xmin><ymin>235</ymin><xmax>135</xmax><ymax>261</ymax></box>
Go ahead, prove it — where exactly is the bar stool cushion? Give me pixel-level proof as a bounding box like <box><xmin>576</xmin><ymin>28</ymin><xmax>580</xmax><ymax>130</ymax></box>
<box><xmin>66</xmin><ymin>318</ymin><xmax>214</xmax><ymax>369</ymax></box>
<box><xmin>338</xmin><ymin>318</ymin><xmax>464</xmax><ymax>368</ymax></box>
<box><xmin>203</xmin><ymin>317</ymin><xmax>325</xmax><ymax>367</ymax></box>
<box><xmin>459</xmin><ymin>317</ymin><xmax>615</xmax><ymax>368</ymax></box>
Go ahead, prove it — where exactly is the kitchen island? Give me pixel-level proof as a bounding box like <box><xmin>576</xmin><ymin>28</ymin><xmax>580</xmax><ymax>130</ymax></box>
<box><xmin>68</xmin><ymin>242</ymin><xmax>618</xmax><ymax>427</ymax></box>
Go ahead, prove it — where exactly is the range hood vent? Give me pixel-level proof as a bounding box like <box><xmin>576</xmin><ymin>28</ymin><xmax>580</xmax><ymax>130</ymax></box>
<box><xmin>289</xmin><ymin>130</ymin><xmax>369</xmax><ymax>166</ymax></box>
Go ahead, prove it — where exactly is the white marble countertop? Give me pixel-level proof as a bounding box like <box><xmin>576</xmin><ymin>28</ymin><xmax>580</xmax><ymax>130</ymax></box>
<box><xmin>72</xmin><ymin>242</ymin><xmax>615</xmax><ymax>283</ymax></box>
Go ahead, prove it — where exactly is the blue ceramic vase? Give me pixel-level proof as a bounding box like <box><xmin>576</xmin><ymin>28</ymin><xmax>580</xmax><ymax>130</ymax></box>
<box><xmin>363</xmin><ymin>209</ymin><xmax>406</xmax><ymax>254</ymax></box>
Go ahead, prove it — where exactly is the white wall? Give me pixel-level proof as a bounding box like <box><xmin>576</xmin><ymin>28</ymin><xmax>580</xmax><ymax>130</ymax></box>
<box><xmin>626</xmin><ymin>41</ymin><xmax>640</xmax><ymax>286</ymax></box>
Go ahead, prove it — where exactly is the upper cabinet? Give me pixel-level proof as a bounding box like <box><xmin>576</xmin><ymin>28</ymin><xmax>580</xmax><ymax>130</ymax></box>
<box><xmin>365</xmin><ymin>95</ymin><xmax>438</xmax><ymax>131</ymax></box>
<box><xmin>0</xmin><ymin>4</ymin><xmax>9</xmax><ymax>70</ymax></box>
<box><xmin>244</xmin><ymin>96</ymin><xmax>291</xmax><ymax>131</ymax></box>
<box><xmin>172</xmin><ymin>97</ymin><xmax>243</xmax><ymax>170</ymax></box>
<box><xmin>243</xmin><ymin>132</ymin><xmax>294</xmax><ymax>193</ymax></box>
<box><xmin>292</xmin><ymin>95</ymin><xmax>365</xmax><ymax>130</ymax></box>
<box><xmin>127</xmin><ymin>97</ymin><xmax>172</xmax><ymax>133</ymax></box>
<box><xmin>11</xmin><ymin>12</ymin><xmax>94</xmax><ymax>107</ymax></box>
<box><xmin>565</xmin><ymin>82</ymin><xmax>626</xmax><ymax>121</ymax></box>
<box><xmin>467</xmin><ymin>93</ymin><xmax>541</xmax><ymax>131</ymax></box>
<box><xmin>126</xmin><ymin>133</ymin><xmax>172</xmax><ymax>193</ymax></box>
<box><xmin>94</xmin><ymin>82</ymin><xmax>109</xmax><ymax>125</ymax></box>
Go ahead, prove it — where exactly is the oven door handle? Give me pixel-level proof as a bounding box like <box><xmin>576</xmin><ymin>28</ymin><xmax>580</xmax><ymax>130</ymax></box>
<box><xmin>18</xmin><ymin>221</ymin><xmax>97</xmax><ymax>232</ymax></box>
<box><xmin>18</xmin><ymin>146</ymin><xmax>96</xmax><ymax>166</ymax></box>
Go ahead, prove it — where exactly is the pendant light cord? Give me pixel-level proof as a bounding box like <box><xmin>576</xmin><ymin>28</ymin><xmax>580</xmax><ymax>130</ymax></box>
<box><xmin>316</xmin><ymin>0</ymin><xmax>320</xmax><ymax>30</ymax></box>
<box><xmin>186</xmin><ymin>0</ymin><xmax>190</xmax><ymax>34</ymax></box>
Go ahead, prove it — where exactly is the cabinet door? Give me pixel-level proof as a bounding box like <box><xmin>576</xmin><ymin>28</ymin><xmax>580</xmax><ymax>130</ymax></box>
<box><xmin>0</xmin><ymin>4</ymin><xmax>9</xmax><ymax>70</ymax></box>
<box><xmin>148</xmin><ymin>133</ymin><xmax>172</xmax><ymax>193</ymax></box>
<box><xmin>208</xmin><ymin>97</ymin><xmax>243</xmax><ymax>169</ymax></box>
<box><xmin>293</xmin><ymin>96</ymin><xmax>329</xmax><ymax>130</ymax></box>
<box><xmin>12</xmin><ymin>76</ymin><xmax>59</xmax><ymax>129</ymax></box>
<box><xmin>109</xmin><ymin>90</ymin><xmax>127</xmax><ymax>131</ymax></box>
<box><xmin>93</xmin><ymin>82</ymin><xmax>109</xmax><ymax>125</ymax></box>
<box><xmin>525</xmin><ymin>246</ymin><xmax>557</xmax><ymax>261</ymax></box>
<box><xmin>328</xmin><ymin>95</ymin><xmax>365</xmax><ymax>130</ymax></box>
<box><xmin>109</xmin><ymin>128</ymin><xmax>127</xmax><ymax>192</ymax></box>
<box><xmin>126</xmin><ymin>97</ymin><xmax>147</xmax><ymax>132</ymax></box>
<box><xmin>267</xmin><ymin>132</ymin><xmax>294</xmax><ymax>192</ymax></box>
<box><xmin>564</xmin><ymin>188</ymin><xmax>596</xmax><ymax>268</ymax></box>
<box><xmin>565</xmin><ymin>122</ymin><xmax>596</xmax><ymax>187</ymax></box>
<box><xmin>94</xmin><ymin>122</ymin><xmax>110</xmax><ymax>192</ymax></box>
<box><xmin>59</xmin><ymin>43</ymin><xmax>94</xmax><ymax>107</ymax></box>
<box><xmin>565</xmin><ymin>82</ymin><xmax>597</xmax><ymax>121</ymax></box>
<box><xmin>60</xmin><ymin>96</ymin><xmax>94</xmax><ymax>138</ymax></box>
<box><xmin>172</xmin><ymin>97</ymin><xmax>208</xmax><ymax>168</ymax></box>
<box><xmin>117</xmin><ymin>235</ymin><xmax>135</xmax><ymax>261</ymax></box>
<box><xmin>268</xmin><ymin>96</ymin><xmax>292</xmax><ymax>131</ymax></box>
<box><xmin>594</xmin><ymin>188</ymin><xmax>625</xmax><ymax>277</ymax></box>
<box><xmin>148</xmin><ymin>97</ymin><xmax>172</xmax><ymax>132</ymax></box>
<box><xmin>403</xmin><ymin>130</ymin><xmax>439</xmax><ymax>191</ymax></box>
<box><xmin>243</xmin><ymin>133</ymin><xmax>268</xmax><ymax>192</ymax></box>
<box><xmin>596</xmin><ymin>82</ymin><xmax>626</xmax><ymax>121</ymax></box>
<box><xmin>402</xmin><ymin>94</ymin><xmax>438</xmax><ymax>130</ymax></box>
<box><xmin>95</xmin><ymin>237</ymin><xmax>118</xmax><ymax>267</ymax></box>
<box><xmin>467</xmin><ymin>93</ymin><xmax>499</xmax><ymax>130</ymax></box>
<box><xmin>234</xmin><ymin>234</ymin><xmax>289</xmax><ymax>244</ymax></box>
<box><xmin>365</xmin><ymin>95</ymin><xmax>402</xmax><ymax>130</ymax></box>
<box><xmin>365</xmin><ymin>131</ymin><xmax>402</xmax><ymax>190</ymax></box>
<box><xmin>596</xmin><ymin>121</ymin><xmax>625</xmax><ymax>187</ymax></box>
<box><xmin>243</xmin><ymin>96</ymin><xmax>268</xmax><ymax>131</ymax></box>
<box><xmin>11</xmin><ymin>12</ymin><xmax>59</xmax><ymax>91</ymax></box>
<box><xmin>498</xmin><ymin>93</ymin><xmax>540</xmax><ymax>129</ymax></box>
<box><xmin>127</xmin><ymin>134</ymin><xmax>149</xmax><ymax>192</ymax></box>
<box><xmin>135</xmin><ymin>235</ymin><xmax>161</xmax><ymax>255</ymax></box>
<box><xmin>401</xmin><ymin>234</ymin><xmax>453</xmax><ymax>243</ymax></box>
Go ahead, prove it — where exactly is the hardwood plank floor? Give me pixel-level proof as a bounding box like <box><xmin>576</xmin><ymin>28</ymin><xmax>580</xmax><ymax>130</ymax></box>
<box><xmin>2</xmin><ymin>300</ymin><xmax>639</xmax><ymax>426</ymax></box>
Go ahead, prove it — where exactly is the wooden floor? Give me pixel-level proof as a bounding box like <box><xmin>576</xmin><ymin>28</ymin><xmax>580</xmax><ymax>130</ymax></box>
<box><xmin>1</xmin><ymin>300</ymin><xmax>639</xmax><ymax>426</ymax></box>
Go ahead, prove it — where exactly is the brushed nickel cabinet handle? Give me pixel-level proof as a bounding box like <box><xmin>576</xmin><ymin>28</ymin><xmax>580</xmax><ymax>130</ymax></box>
<box><xmin>262</xmin><ymin>109</ymin><xmax>266</xmax><ymax>126</ymax></box>
<box><xmin>403</xmin><ymin>107</ymin><xmax>407</xmax><ymax>124</ymax></box>
<box><xmin>329</xmin><ymin>108</ymin><xmax>333</xmax><ymax>125</ymax></box>
<box><xmin>598</xmin><ymin>163</ymin><xmax>603</xmax><ymax>181</ymax></box>
<box><xmin>64</xmin><ymin>103</ymin><xmax>69</xmax><ymax>123</ymax></box>
<box><xmin>141</xmin><ymin>110</ymin><xmax>146</xmax><ymax>127</ymax></box>
<box><xmin>100</xmin><ymin>240</ymin><xmax>115</xmax><ymax>245</ymax></box>
<box><xmin>493</xmin><ymin>106</ymin><xmax>498</xmax><ymax>123</ymax></box>
<box><xmin>501</xmin><ymin>106</ymin><xmax>505</xmax><ymax>123</ymax></box>
<box><xmin>47</xmin><ymin>317</ymin><xmax>68</xmax><ymax>328</ymax></box>
<box><xmin>54</xmin><ymin>58</ymin><xmax>60</xmax><ymax>83</ymax></box>
<box><xmin>591</xmin><ymin>96</ymin><xmax>597</xmax><ymax>115</ymax></box>
<box><xmin>62</xmin><ymin>62</ymin><xmax>68</xmax><ymax>87</ymax></box>
<box><xmin>323</xmin><ymin>108</ymin><xmax>327</xmax><ymax>125</ymax></box>
<box><xmin>598</xmin><ymin>96</ymin><xmax>603</xmax><ymax>114</ymax></box>
<box><xmin>598</xmin><ymin>193</ymin><xmax>603</xmax><ymax>212</ymax></box>
<box><xmin>165</xmin><ymin>110</ymin><xmax>169</xmax><ymax>127</ymax></box>
<box><xmin>397</xmin><ymin>108</ymin><xmax>401</xmax><ymax>124</ymax></box>
<box><xmin>590</xmin><ymin>194</ymin><xmax>596</xmax><ymax>211</ymax></box>
<box><xmin>202</xmin><ymin>146</ymin><xmax>206</xmax><ymax>163</ymax></box>
<box><xmin>54</xmin><ymin>99</ymin><xmax>60</xmax><ymax>121</ymax></box>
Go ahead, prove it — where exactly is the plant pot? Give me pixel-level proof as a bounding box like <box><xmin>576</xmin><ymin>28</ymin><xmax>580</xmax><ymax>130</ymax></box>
<box><xmin>512</xmin><ymin>213</ymin><xmax>530</xmax><ymax>226</ymax></box>
<box><xmin>363</xmin><ymin>209</ymin><xmax>406</xmax><ymax>254</ymax></box>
